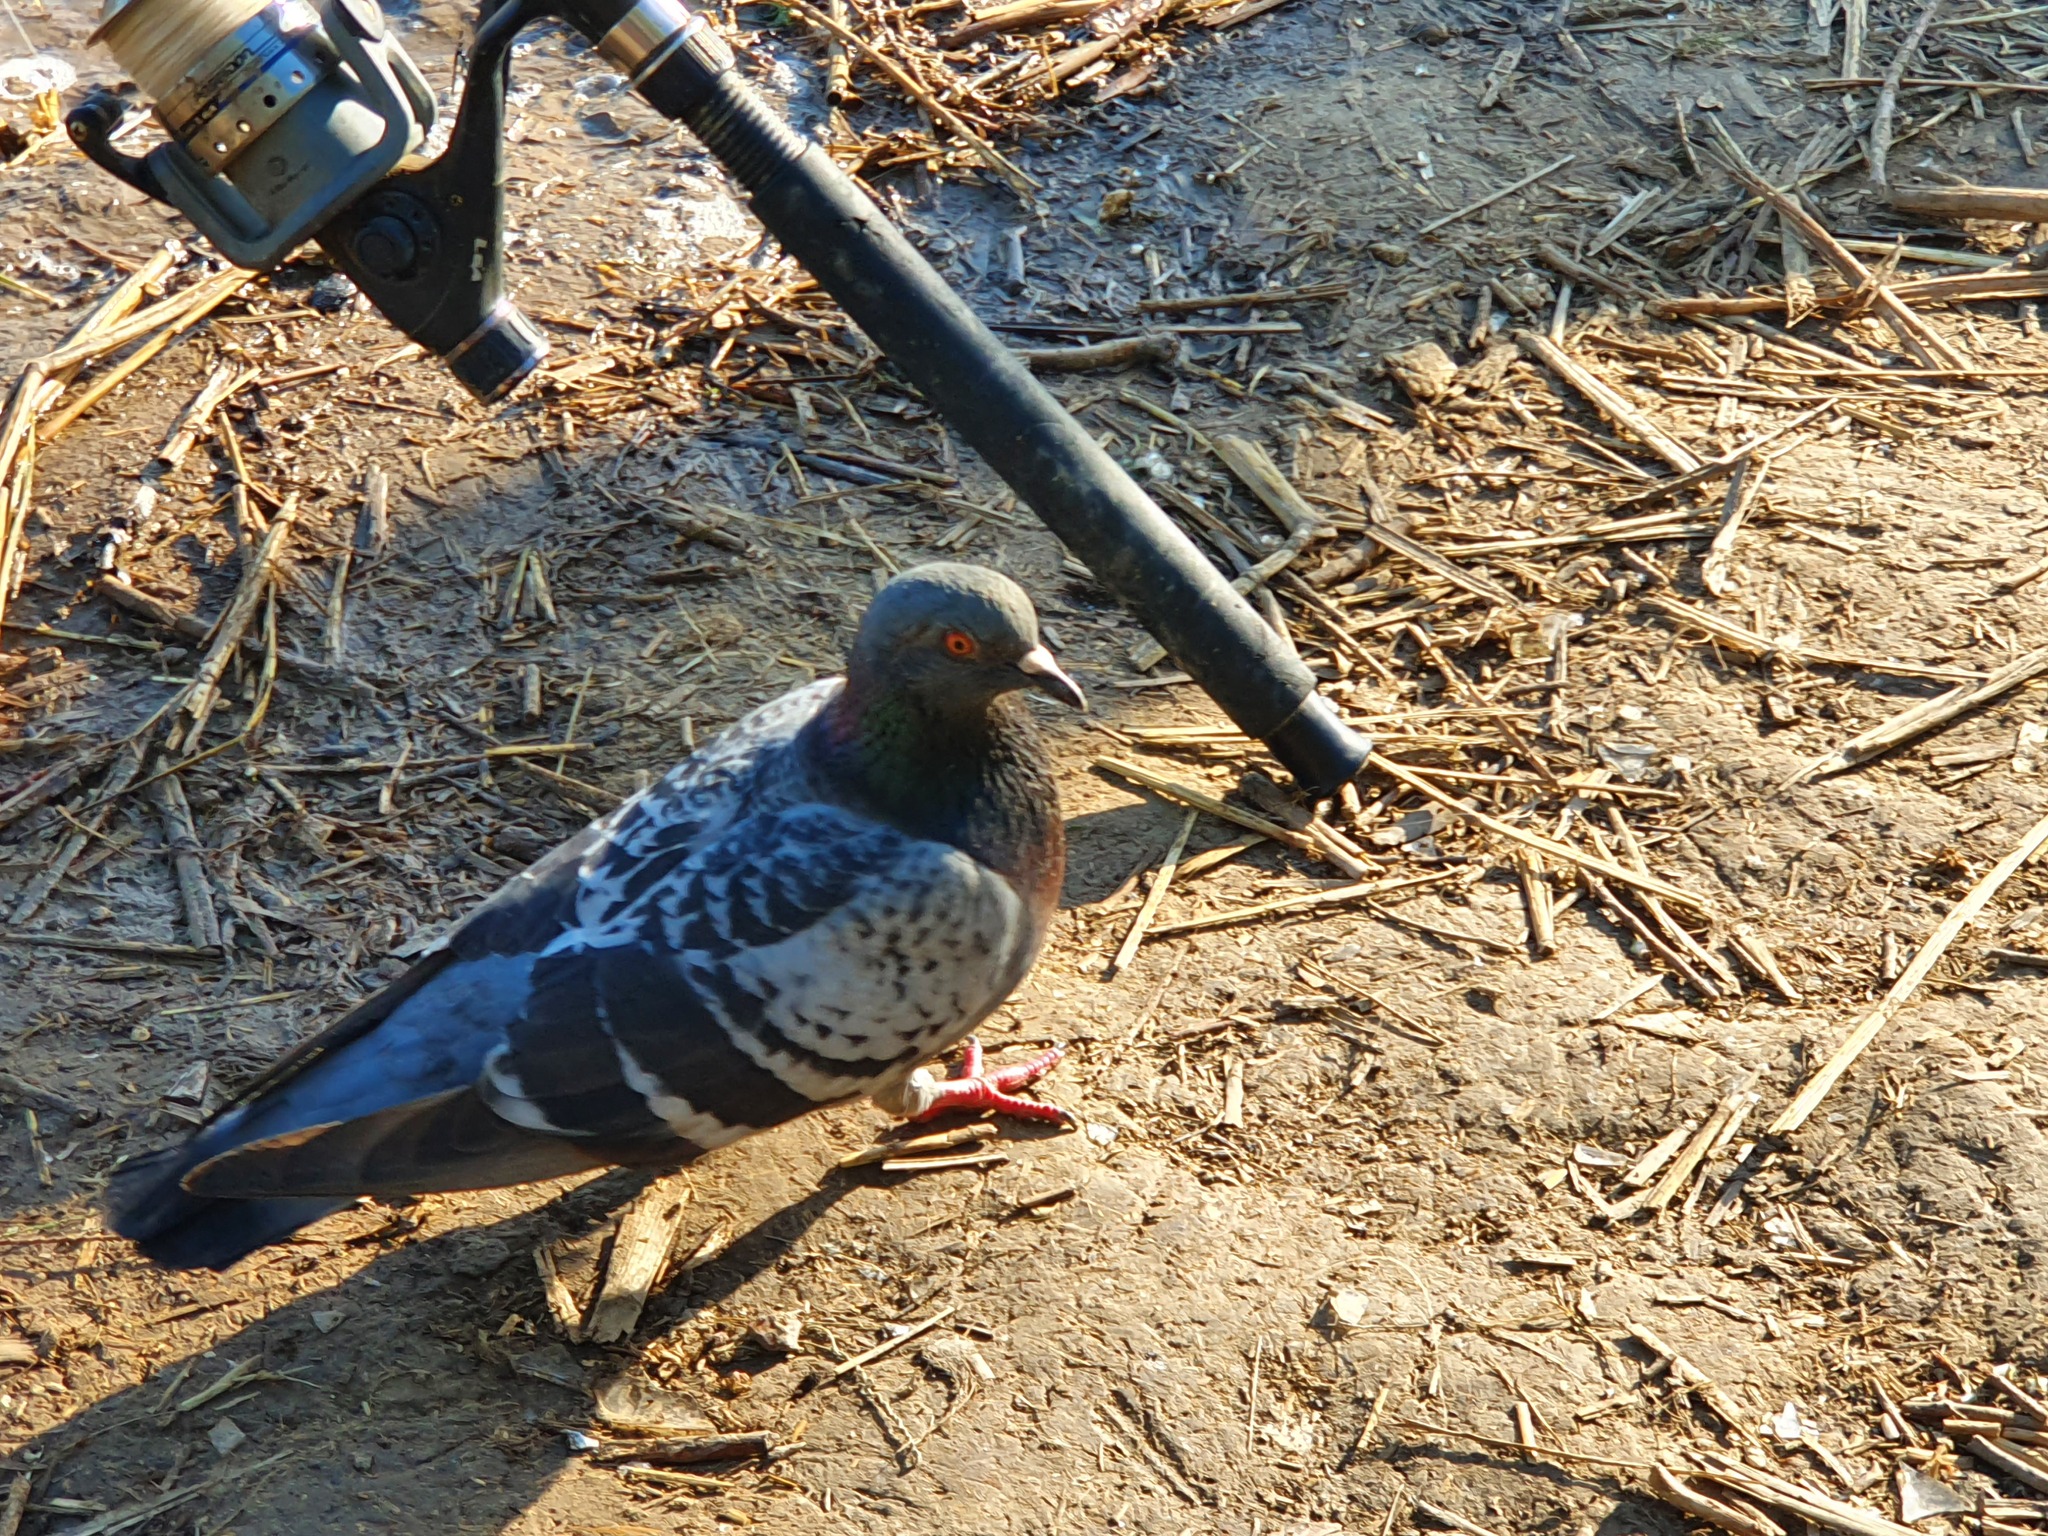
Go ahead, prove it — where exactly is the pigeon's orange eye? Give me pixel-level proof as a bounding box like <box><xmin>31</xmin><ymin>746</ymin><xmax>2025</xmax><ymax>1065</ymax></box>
<box><xmin>942</xmin><ymin>630</ymin><xmax>978</xmax><ymax>658</ymax></box>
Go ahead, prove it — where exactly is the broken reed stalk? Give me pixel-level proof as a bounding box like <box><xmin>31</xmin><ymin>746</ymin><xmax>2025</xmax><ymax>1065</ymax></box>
<box><xmin>1516</xmin><ymin>330</ymin><xmax>1703</xmax><ymax>473</ymax></box>
<box><xmin>148</xmin><ymin>775</ymin><xmax>223</xmax><ymax>952</ymax></box>
<box><xmin>1413</xmin><ymin>153</ymin><xmax>1576</xmax><ymax>237</ymax></box>
<box><xmin>97</xmin><ymin>576</ymin><xmax>366</xmax><ymax>696</ymax></box>
<box><xmin>583</xmin><ymin>1178</ymin><xmax>691</xmax><ymax>1343</ymax></box>
<box><xmin>1700</xmin><ymin>455</ymin><xmax>1761</xmax><ymax>597</ymax></box>
<box><xmin>1787</xmin><ymin>644</ymin><xmax>2048</xmax><ymax>780</ymax></box>
<box><xmin>175</xmin><ymin>494</ymin><xmax>299</xmax><ymax>750</ymax></box>
<box><xmin>1145</xmin><ymin>868</ymin><xmax>1459</xmax><ymax>939</ymax></box>
<box><xmin>780</xmin><ymin>0</ymin><xmax>1039</xmax><ymax>198</ymax></box>
<box><xmin>8</xmin><ymin>739</ymin><xmax>149</xmax><ymax>925</ymax></box>
<box><xmin>1645</xmin><ymin>592</ymin><xmax>1985</xmax><ymax>682</ymax></box>
<box><xmin>1516</xmin><ymin>850</ymin><xmax>1556</xmax><ymax>956</ymax></box>
<box><xmin>1095</xmin><ymin>756</ymin><xmax>1367</xmax><ymax>876</ymax></box>
<box><xmin>1868</xmin><ymin>0</ymin><xmax>1944</xmax><ymax>191</ymax></box>
<box><xmin>38</xmin><ymin>270</ymin><xmax>253</xmax><ymax>442</ymax></box>
<box><xmin>940</xmin><ymin>0</ymin><xmax>1105</xmax><ymax>44</ymax></box>
<box><xmin>1691</xmin><ymin>1453</ymin><xmax>1922</xmax><ymax>1536</ymax></box>
<box><xmin>1108</xmin><ymin>808</ymin><xmax>1196</xmax><ymax>977</ymax></box>
<box><xmin>1129</xmin><ymin>522</ymin><xmax>1331</xmax><ymax>670</ymax></box>
<box><xmin>1702</xmin><ymin>118</ymin><xmax>1966</xmax><ymax>370</ymax></box>
<box><xmin>0</xmin><ymin>1473</ymin><xmax>27</xmax><ymax>1536</ymax></box>
<box><xmin>44</xmin><ymin>249</ymin><xmax>179</xmax><ymax>388</ymax></box>
<box><xmin>1369</xmin><ymin>755</ymin><xmax>1708</xmax><ymax>910</ymax></box>
<box><xmin>32</xmin><ymin>266</ymin><xmax>252</xmax><ymax>377</ymax></box>
<box><xmin>1770</xmin><ymin>804</ymin><xmax>2048</xmax><ymax>1133</ymax></box>
<box><xmin>1649</xmin><ymin>1465</ymin><xmax>1786</xmax><ymax>1536</ymax></box>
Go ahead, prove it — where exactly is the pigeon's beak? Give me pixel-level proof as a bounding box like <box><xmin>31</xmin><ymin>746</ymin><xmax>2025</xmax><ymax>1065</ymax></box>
<box><xmin>1017</xmin><ymin>646</ymin><xmax>1087</xmax><ymax>711</ymax></box>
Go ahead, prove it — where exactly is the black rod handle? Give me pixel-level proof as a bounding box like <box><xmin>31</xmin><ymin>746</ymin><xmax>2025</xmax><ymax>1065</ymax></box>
<box><xmin>610</xmin><ymin>25</ymin><xmax>1369</xmax><ymax>793</ymax></box>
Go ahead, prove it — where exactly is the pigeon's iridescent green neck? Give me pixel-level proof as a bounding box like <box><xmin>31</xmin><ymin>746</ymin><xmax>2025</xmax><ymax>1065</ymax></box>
<box><xmin>812</xmin><ymin>680</ymin><xmax>1060</xmax><ymax>893</ymax></box>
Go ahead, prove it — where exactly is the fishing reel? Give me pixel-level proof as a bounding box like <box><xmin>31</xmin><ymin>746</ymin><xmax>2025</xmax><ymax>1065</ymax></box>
<box><xmin>70</xmin><ymin>0</ymin><xmax>548</xmax><ymax>399</ymax></box>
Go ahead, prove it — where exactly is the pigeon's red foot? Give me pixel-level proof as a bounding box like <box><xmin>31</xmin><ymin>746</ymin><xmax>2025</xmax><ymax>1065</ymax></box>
<box><xmin>907</xmin><ymin>1037</ymin><xmax>1070</xmax><ymax>1124</ymax></box>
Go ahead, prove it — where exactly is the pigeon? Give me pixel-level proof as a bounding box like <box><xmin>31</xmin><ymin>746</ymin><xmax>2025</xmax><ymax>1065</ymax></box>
<box><xmin>109</xmin><ymin>562</ymin><xmax>1085</xmax><ymax>1270</ymax></box>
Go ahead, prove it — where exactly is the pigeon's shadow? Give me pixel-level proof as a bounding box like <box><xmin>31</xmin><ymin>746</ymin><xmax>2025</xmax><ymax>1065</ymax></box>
<box><xmin>1059</xmin><ymin>799</ymin><xmax>1204</xmax><ymax>906</ymax></box>
<box><xmin>4</xmin><ymin>1162</ymin><xmax>860</xmax><ymax>1535</ymax></box>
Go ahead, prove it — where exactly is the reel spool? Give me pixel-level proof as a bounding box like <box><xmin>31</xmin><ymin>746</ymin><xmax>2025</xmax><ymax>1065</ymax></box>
<box><xmin>75</xmin><ymin>0</ymin><xmax>434</xmax><ymax>271</ymax></box>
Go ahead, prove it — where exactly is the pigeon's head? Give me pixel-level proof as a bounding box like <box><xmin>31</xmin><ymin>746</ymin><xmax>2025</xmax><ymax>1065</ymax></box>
<box><xmin>850</xmin><ymin>562</ymin><xmax>1086</xmax><ymax>715</ymax></box>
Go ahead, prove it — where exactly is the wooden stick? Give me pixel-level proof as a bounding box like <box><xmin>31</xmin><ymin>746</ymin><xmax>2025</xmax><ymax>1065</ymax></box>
<box><xmin>1517</xmin><ymin>330</ymin><xmax>1702</xmax><ymax>473</ymax></box>
<box><xmin>1414</xmin><ymin>154</ymin><xmax>1576</xmax><ymax>237</ymax></box>
<box><xmin>1891</xmin><ymin>182</ymin><xmax>2048</xmax><ymax>219</ymax></box>
<box><xmin>1869</xmin><ymin>0</ymin><xmax>1944</xmax><ymax>190</ymax></box>
<box><xmin>1770</xmin><ymin>805</ymin><xmax>2048</xmax><ymax>1133</ymax></box>
<box><xmin>1786</xmin><ymin>644</ymin><xmax>2048</xmax><ymax>782</ymax></box>
<box><xmin>1018</xmin><ymin>333</ymin><xmax>1179</xmax><ymax>372</ymax></box>
<box><xmin>780</xmin><ymin>0</ymin><xmax>1038</xmax><ymax>198</ymax></box>
<box><xmin>1108</xmin><ymin>809</ymin><xmax>1196</xmax><ymax>977</ymax></box>
<box><xmin>1369</xmin><ymin>753</ymin><xmax>1709</xmax><ymax>910</ymax></box>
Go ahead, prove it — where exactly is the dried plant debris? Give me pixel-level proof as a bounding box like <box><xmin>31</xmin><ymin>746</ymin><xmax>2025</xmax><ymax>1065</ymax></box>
<box><xmin>8</xmin><ymin>0</ymin><xmax>2048</xmax><ymax>1532</ymax></box>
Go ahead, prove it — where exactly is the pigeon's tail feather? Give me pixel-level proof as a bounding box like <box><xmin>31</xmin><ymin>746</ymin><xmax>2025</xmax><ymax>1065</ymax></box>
<box><xmin>184</xmin><ymin>1086</ymin><xmax>614</xmax><ymax>1201</ymax></box>
<box><xmin>106</xmin><ymin>1146</ymin><xmax>351</xmax><ymax>1271</ymax></box>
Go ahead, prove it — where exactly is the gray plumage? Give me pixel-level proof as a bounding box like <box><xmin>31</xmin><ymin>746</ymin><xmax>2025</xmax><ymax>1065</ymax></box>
<box><xmin>108</xmin><ymin>562</ymin><xmax>1082</xmax><ymax>1269</ymax></box>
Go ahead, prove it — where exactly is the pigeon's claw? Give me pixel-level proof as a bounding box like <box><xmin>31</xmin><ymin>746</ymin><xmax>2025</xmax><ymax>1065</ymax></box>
<box><xmin>907</xmin><ymin>1038</ymin><xmax>1070</xmax><ymax>1124</ymax></box>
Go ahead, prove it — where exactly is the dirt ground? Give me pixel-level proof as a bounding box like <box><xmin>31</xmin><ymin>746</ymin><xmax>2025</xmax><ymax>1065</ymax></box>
<box><xmin>3</xmin><ymin>0</ymin><xmax>2048</xmax><ymax>1530</ymax></box>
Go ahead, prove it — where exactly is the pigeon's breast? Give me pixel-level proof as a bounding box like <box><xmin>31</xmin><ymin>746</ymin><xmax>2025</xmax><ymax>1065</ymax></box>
<box><xmin>671</xmin><ymin>838</ymin><xmax>1032</xmax><ymax>1104</ymax></box>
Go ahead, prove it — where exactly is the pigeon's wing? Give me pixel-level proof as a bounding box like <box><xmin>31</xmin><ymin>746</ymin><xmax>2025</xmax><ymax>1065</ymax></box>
<box><xmin>196</xmin><ymin>677</ymin><xmax>844</xmax><ymax>1127</ymax></box>
<box><xmin>488</xmin><ymin>799</ymin><xmax>1036</xmax><ymax>1136</ymax></box>
<box><xmin>107</xmin><ymin>681</ymin><xmax>840</xmax><ymax>1266</ymax></box>
<box><xmin>188</xmin><ymin>800</ymin><xmax>1033</xmax><ymax>1203</ymax></box>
